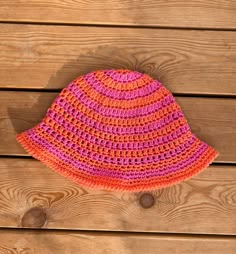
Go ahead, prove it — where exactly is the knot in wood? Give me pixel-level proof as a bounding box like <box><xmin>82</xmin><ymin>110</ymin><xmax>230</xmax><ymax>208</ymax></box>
<box><xmin>139</xmin><ymin>193</ymin><xmax>155</xmax><ymax>209</ymax></box>
<box><xmin>21</xmin><ymin>207</ymin><xmax>47</xmax><ymax>228</ymax></box>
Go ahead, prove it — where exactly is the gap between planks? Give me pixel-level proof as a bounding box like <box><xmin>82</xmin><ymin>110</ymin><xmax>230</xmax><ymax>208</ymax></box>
<box><xmin>1</xmin><ymin>0</ymin><xmax>236</xmax><ymax>30</ymax></box>
<box><xmin>1</xmin><ymin>87</ymin><xmax>236</xmax><ymax>99</ymax></box>
<box><xmin>0</xmin><ymin>228</ymin><xmax>235</xmax><ymax>254</ymax></box>
<box><xmin>1</xmin><ymin>20</ymin><xmax>236</xmax><ymax>32</ymax></box>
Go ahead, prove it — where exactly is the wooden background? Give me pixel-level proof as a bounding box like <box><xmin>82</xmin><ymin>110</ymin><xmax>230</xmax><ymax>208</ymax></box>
<box><xmin>0</xmin><ymin>1</ymin><xmax>235</xmax><ymax>253</ymax></box>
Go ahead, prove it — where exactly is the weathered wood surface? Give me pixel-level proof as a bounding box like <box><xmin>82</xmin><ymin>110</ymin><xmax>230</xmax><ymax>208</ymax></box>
<box><xmin>0</xmin><ymin>158</ymin><xmax>235</xmax><ymax>234</ymax></box>
<box><xmin>0</xmin><ymin>91</ymin><xmax>235</xmax><ymax>162</ymax></box>
<box><xmin>1</xmin><ymin>230</ymin><xmax>236</xmax><ymax>254</ymax></box>
<box><xmin>0</xmin><ymin>24</ymin><xmax>236</xmax><ymax>95</ymax></box>
<box><xmin>1</xmin><ymin>1</ymin><xmax>236</xmax><ymax>30</ymax></box>
<box><xmin>0</xmin><ymin>1</ymin><xmax>235</xmax><ymax>251</ymax></box>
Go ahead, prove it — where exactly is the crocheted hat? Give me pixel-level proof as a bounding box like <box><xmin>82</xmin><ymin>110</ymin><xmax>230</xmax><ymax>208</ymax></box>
<box><xmin>16</xmin><ymin>69</ymin><xmax>219</xmax><ymax>192</ymax></box>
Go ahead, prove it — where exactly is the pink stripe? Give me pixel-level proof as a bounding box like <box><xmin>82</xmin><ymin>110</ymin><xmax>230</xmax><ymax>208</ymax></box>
<box><xmin>52</xmin><ymin>98</ymin><xmax>187</xmax><ymax>135</ymax></box>
<box><xmin>54</xmin><ymin>94</ymin><xmax>180</xmax><ymax>130</ymax></box>
<box><xmin>26</xmin><ymin>128</ymin><xmax>207</xmax><ymax>180</ymax></box>
<box><xmin>37</xmin><ymin>122</ymin><xmax>195</xmax><ymax>164</ymax></box>
<box><xmin>46</xmin><ymin>109</ymin><xmax>190</xmax><ymax>149</ymax></box>
<box><xmin>83</xmin><ymin>72</ymin><xmax>162</xmax><ymax>100</ymax></box>
<box><xmin>102</xmin><ymin>69</ymin><xmax>143</xmax><ymax>82</ymax></box>
<box><xmin>60</xmin><ymin>85</ymin><xmax>174</xmax><ymax>118</ymax></box>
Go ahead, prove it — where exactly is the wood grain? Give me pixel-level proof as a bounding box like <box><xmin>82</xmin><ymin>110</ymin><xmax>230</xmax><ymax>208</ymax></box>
<box><xmin>1</xmin><ymin>1</ymin><xmax>236</xmax><ymax>30</ymax></box>
<box><xmin>0</xmin><ymin>230</ymin><xmax>235</xmax><ymax>254</ymax></box>
<box><xmin>0</xmin><ymin>91</ymin><xmax>235</xmax><ymax>162</ymax></box>
<box><xmin>0</xmin><ymin>158</ymin><xmax>236</xmax><ymax>234</ymax></box>
<box><xmin>0</xmin><ymin>24</ymin><xmax>236</xmax><ymax>95</ymax></box>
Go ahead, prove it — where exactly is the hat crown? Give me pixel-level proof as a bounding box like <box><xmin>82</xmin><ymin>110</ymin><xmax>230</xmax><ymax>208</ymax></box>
<box><xmin>57</xmin><ymin>69</ymin><xmax>187</xmax><ymax>155</ymax></box>
<box><xmin>83</xmin><ymin>69</ymin><xmax>152</xmax><ymax>89</ymax></box>
<box><xmin>67</xmin><ymin>69</ymin><xmax>169</xmax><ymax>118</ymax></box>
<box><xmin>103</xmin><ymin>69</ymin><xmax>143</xmax><ymax>82</ymax></box>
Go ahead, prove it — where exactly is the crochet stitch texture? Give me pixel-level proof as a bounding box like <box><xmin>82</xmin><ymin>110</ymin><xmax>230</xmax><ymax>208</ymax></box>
<box><xmin>16</xmin><ymin>69</ymin><xmax>219</xmax><ymax>192</ymax></box>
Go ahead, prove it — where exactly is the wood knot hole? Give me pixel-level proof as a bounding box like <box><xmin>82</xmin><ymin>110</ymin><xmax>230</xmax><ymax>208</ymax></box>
<box><xmin>139</xmin><ymin>193</ymin><xmax>155</xmax><ymax>209</ymax></box>
<box><xmin>21</xmin><ymin>207</ymin><xmax>47</xmax><ymax>228</ymax></box>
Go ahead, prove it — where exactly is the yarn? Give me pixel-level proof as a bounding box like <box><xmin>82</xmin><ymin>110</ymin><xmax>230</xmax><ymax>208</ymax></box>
<box><xmin>16</xmin><ymin>69</ymin><xmax>219</xmax><ymax>192</ymax></box>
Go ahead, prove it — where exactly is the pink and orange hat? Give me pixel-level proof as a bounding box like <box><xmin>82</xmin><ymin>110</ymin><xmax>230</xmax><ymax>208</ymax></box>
<box><xmin>16</xmin><ymin>69</ymin><xmax>219</xmax><ymax>192</ymax></box>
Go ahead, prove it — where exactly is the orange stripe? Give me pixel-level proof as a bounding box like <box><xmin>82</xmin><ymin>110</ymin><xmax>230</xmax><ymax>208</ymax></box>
<box><xmin>76</xmin><ymin>70</ymin><xmax>154</xmax><ymax>91</ymax></box>
<box><xmin>43</xmin><ymin>116</ymin><xmax>192</xmax><ymax>156</ymax></box>
<box><xmin>33</xmin><ymin>125</ymin><xmax>202</xmax><ymax>170</ymax></box>
<box><xmin>49</xmin><ymin>104</ymin><xmax>189</xmax><ymax>143</ymax></box>
<box><xmin>68</xmin><ymin>78</ymin><xmax>170</xmax><ymax>109</ymax></box>
<box><xmin>16</xmin><ymin>132</ymin><xmax>218</xmax><ymax>192</ymax></box>
<box><xmin>52</xmin><ymin>92</ymin><xmax>181</xmax><ymax>126</ymax></box>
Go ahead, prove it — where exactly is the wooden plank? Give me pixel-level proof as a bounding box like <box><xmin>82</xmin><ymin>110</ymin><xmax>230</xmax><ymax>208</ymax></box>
<box><xmin>0</xmin><ymin>24</ymin><xmax>236</xmax><ymax>95</ymax></box>
<box><xmin>0</xmin><ymin>230</ymin><xmax>235</xmax><ymax>254</ymax></box>
<box><xmin>1</xmin><ymin>1</ymin><xmax>236</xmax><ymax>30</ymax></box>
<box><xmin>0</xmin><ymin>91</ymin><xmax>235</xmax><ymax>162</ymax></box>
<box><xmin>0</xmin><ymin>158</ymin><xmax>236</xmax><ymax>234</ymax></box>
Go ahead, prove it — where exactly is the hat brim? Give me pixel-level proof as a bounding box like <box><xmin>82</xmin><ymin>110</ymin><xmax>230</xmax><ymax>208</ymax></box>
<box><xmin>16</xmin><ymin>124</ymin><xmax>219</xmax><ymax>192</ymax></box>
